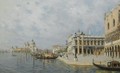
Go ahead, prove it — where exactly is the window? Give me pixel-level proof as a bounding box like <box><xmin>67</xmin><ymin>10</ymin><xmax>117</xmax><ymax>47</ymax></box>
<box><xmin>94</xmin><ymin>41</ymin><xmax>96</xmax><ymax>45</ymax></box>
<box><xmin>79</xmin><ymin>48</ymin><xmax>81</xmax><ymax>54</ymax></box>
<box><xmin>101</xmin><ymin>41</ymin><xmax>104</xmax><ymax>45</ymax></box>
<box><xmin>108</xmin><ymin>23</ymin><xmax>110</xmax><ymax>30</ymax></box>
<box><xmin>113</xmin><ymin>19</ymin><xmax>115</xmax><ymax>27</ymax></box>
<box><xmin>91</xmin><ymin>41</ymin><xmax>93</xmax><ymax>45</ymax></box>
<box><xmin>98</xmin><ymin>41</ymin><xmax>100</xmax><ymax>45</ymax></box>
<box><xmin>87</xmin><ymin>41</ymin><xmax>89</xmax><ymax>45</ymax></box>
<box><xmin>84</xmin><ymin>41</ymin><xmax>86</xmax><ymax>45</ymax></box>
<box><xmin>79</xmin><ymin>40</ymin><xmax>81</xmax><ymax>45</ymax></box>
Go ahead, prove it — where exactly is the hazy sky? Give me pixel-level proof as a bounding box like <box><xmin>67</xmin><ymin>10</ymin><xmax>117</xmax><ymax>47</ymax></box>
<box><xmin>0</xmin><ymin>0</ymin><xmax>119</xmax><ymax>49</ymax></box>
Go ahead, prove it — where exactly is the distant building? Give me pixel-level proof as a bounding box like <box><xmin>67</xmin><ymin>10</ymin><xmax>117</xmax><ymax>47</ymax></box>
<box><xmin>12</xmin><ymin>47</ymin><xmax>27</xmax><ymax>52</ymax></box>
<box><xmin>52</xmin><ymin>45</ymin><xmax>65</xmax><ymax>54</ymax></box>
<box><xmin>104</xmin><ymin>4</ymin><xmax>120</xmax><ymax>58</ymax></box>
<box><xmin>66</xmin><ymin>32</ymin><xmax>105</xmax><ymax>55</ymax></box>
<box><xmin>11</xmin><ymin>40</ymin><xmax>38</xmax><ymax>53</ymax></box>
<box><xmin>29</xmin><ymin>40</ymin><xmax>38</xmax><ymax>53</ymax></box>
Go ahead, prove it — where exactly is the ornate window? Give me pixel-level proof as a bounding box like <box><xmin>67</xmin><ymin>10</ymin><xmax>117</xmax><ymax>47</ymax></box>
<box><xmin>91</xmin><ymin>41</ymin><xmax>93</xmax><ymax>45</ymax></box>
<box><xmin>101</xmin><ymin>41</ymin><xmax>104</xmax><ymax>45</ymax></box>
<box><xmin>87</xmin><ymin>40</ymin><xmax>89</xmax><ymax>45</ymax></box>
<box><xmin>108</xmin><ymin>23</ymin><xmax>110</xmax><ymax>30</ymax></box>
<box><xmin>94</xmin><ymin>41</ymin><xmax>96</xmax><ymax>45</ymax></box>
<box><xmin>113</xmin><ymin>19</ymin><xmax>115</xmax><ymax>27</ymax></box>
<box><xmin>79</xmin><ymin>48</ymin><xmax>82</xmax><ymax>54</ymax></box>
<box><xmin>98</xmin><ymin>41</ymin><xmax>100</xmax><ymax>45</ymax></box>
<box><xmin>84</xmin><ymin>41</ymin><xmax>86</xmax><ymax>45</ymax></box>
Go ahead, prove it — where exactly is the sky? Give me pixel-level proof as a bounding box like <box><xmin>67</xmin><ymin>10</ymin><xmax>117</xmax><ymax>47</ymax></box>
<box><xmin>0</xmin><ymin>0</ymin><xmax>119</xmax><ymax>49</ymax></box>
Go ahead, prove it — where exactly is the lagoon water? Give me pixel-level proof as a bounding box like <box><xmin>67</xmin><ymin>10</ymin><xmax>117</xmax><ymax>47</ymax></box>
<box><xmin>0</xmin><ymin>53</ymin><xmax>119</xmax><ymax>73</ymax></box>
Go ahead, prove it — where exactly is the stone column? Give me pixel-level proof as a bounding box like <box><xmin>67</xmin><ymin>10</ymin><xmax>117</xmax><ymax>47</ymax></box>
<box><xmin>81</xmin><ymin>35</ymin><xmax>84</xmax><ymax>55</ymax></box>
<box><xmin>89</xmin><ymin>49</ymin><xmax>91</xmax><ymax>54</ymax></box>
<box><xmin>96</xmin><ymin>40</ymin><xmax>98</xmax><ymax>46</ymax></box>
<box><xmin>99</xmin><ymin>40</ymin><xmax>101</xmax><ymax>46</ymax></box>
<box><xmin>77</xmin><ymin>37</ymin><xmax>80</xmax><ymax>54</ymax></box>
<box><xmin>107</xmin><ymin>48</ymin><xmax>109</xmax><ymax>56</ymax></box>
<box><xmin>108</xmin><ymin>48</ymin><xmax>110</xmax><ymax>57</ymax></box>
<box><xmin>105</xmin><ymin>48</ymin><xmax>107</xmax><ymax>56</ymax></box>
<box><xmin>89</xmin><ymin>40</ymin><xmax>90</xmax><ymax>46</ymax></box>
<box><xmin>94</xmin><ymin>40</ymin><xmax>96</xmax><ymax>45</ymax></box>
<box><xmin>86</xmin><ymin>48</ymin><xmax>88</xmax><ymax>55</ymax></box>
<box><xmin>117</xmin><ymin>46</ymin><xmax>119</xmax><ymax>58</ymax></box>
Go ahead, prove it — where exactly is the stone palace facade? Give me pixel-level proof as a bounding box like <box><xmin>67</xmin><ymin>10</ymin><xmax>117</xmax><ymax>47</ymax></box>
<box><xmin>104</xmin><ymin>4</ymin><xmax>120</xmax><ymax>58</ymax></box>
<box><xmin>67</xmin><ymin>32</ymin><xmax>105</xmax><ymax>56</ymax></box>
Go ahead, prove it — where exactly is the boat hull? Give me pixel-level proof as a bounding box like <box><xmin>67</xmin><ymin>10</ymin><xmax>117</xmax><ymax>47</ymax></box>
<box><xmin>93</xmin><ymin>62</ymin><xmax>120</xmax><ymax>71</ymax></box>
<box><xmin>36</xmin><ymin>56</ymin><xmax>58</xmax><ymax>59</ymax></box>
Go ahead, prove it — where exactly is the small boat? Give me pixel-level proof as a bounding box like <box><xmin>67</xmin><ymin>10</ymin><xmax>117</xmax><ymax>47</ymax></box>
<box><xmin>93</xmin><ymin>60</ymin><xmax>120</xmax><ymax>71</ymax></box>
<box><xmin>35</xmin><ymin>53</ymin><xmax>58</xmax><ymax>59</ymax></box>
<box><xmin>12</xmin><ymin>54</ymin><xmax>17</xmax><ymax>56</ymax></box>
<box><xmin>36</xmin><ymin>55</ymin><xmax>58</xmax><ymax>59</ymax></box>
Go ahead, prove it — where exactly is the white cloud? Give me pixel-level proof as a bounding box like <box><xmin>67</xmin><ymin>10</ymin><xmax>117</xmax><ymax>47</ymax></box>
<box><xmin>0</xmin><ymin>0</ymin><xmax>119</xmax><ymax>49</ymax></box>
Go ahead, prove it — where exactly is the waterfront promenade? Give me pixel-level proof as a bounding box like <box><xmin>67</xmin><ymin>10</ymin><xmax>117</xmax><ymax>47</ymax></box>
<box><xmin>58</xmin><ymin>54</ymin><xmax>120</xmax><ymax>66</ymax></box>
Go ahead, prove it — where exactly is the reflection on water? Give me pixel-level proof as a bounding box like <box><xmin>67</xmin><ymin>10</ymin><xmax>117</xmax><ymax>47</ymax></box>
<box><xmin>0</xmin><ymin>53</ymin><xmax>119</xmax><ymax>73</ymax></box>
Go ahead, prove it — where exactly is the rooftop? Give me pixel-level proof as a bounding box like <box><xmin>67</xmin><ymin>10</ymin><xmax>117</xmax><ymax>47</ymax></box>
<box><xmin>105</xmin><ymin>4</ymin><xmax>120</xmax><ymax>18</ymax></box>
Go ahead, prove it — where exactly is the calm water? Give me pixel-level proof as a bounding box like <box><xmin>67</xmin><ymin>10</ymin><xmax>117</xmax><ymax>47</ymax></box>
<box><xmin>0</xmin><ymin>53</ymin><xmax>119</xmax><ymax>73</ymax></box>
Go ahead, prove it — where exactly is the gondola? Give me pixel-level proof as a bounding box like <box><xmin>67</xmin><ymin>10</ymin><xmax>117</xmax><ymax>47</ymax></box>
<box><xmin>35</xmin><ymin>53</ymin><xmax>58</xmax><ymax>59</ymax></box>
<box><xmin>93</xmin><ymin>60</ymin><xmax>120</xmax><ymax>71</ymax></box>
<box><xmin>36</xmin><ymin>56</ymin><xmax>58</xmax><ymax>59</ymax></box>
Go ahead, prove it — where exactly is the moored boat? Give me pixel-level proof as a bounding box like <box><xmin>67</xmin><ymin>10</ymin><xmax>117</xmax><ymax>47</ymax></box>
<box><xmin>35</xmin><ymin>53</ymin><xmax>58</xmax><ymax>59</ymax></box>
<box><xmin>93</xmin><ymin>60</ymin><xmax>120</xmax><ymax>71</ymax></box>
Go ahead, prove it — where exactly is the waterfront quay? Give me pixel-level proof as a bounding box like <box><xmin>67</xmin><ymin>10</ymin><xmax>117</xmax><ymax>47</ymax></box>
<box><xmin>58</xmin><ymin>54</ymin><xmax>120</xmax><ymax>66</ymax></box>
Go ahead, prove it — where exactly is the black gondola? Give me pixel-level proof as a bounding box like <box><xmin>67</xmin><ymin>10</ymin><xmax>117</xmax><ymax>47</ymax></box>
<box><xmin>34</xmin><ymin>53</ymin><xmax>58</xmax><ymax>59</ymax></box>
<box><xmin>93</xmin><ymin>60</ymin><xmax>120</xmax><ymax>71</ymax></box>
<box><xmin>36</xmin><ymin>56</ymin><xmax>58</xmax><ymax>59</ymax></box>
